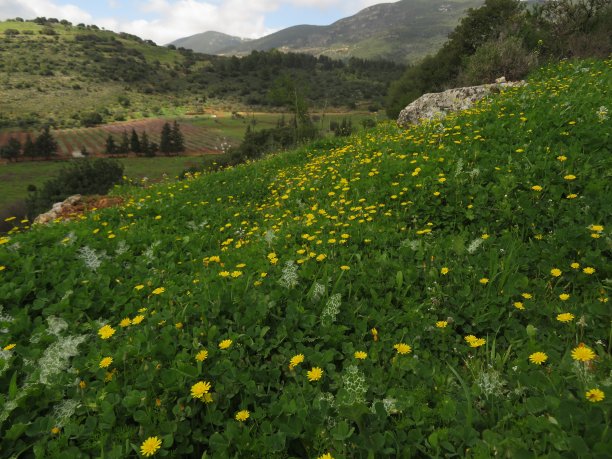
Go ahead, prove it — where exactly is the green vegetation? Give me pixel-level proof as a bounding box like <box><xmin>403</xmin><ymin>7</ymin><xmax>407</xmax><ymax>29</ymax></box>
<box><xmin>0</xmin><ymin>58</ymin><xmax>609</xmax><ymax>457</ymax></box>
<box><xmin>386</xmin><ymin>0</ymin><xmax>612</xmax><ymax>118</ymax></box>
<box><xmin>0</xmin><ymin>18</ymin><xmax>403</xmax><ymax>130</ymax></box>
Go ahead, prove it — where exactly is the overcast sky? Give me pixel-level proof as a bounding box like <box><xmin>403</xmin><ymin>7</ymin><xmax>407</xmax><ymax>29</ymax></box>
<box><xmin>0</xmin><ymin>0</ymin><xmax>396</xmax><ymax>44</ymax></box>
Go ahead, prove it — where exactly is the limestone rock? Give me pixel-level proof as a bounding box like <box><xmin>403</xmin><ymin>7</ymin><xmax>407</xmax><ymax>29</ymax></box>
<box><xmin>397</xmin><ymin>80</ymin><xmax>525</xmax><ymax>128</ymax></box>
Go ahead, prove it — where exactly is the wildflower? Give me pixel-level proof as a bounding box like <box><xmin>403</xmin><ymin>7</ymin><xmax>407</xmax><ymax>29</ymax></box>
<box><xmin>393</xmin><ymin>343</ymin><xmax>412</xmax><ymax>355</ymax></box>
<box><xmin>529</xmin><ymin>352</ymin><xmax>548</xmax><ymax>365</ymax></box>
<box><xmin>3</xmin><ymin>343</ymin><xmax>16</xmax><ymax>351</ymax></box>
<box><xmin>479</xmin><ymin>278</ymin><xmax>489</xmax><ymax>284</ymax></box>
<box><xmin>132</xmin><ymin>315</ymin><xmax>145</xmax><ymax>325</ymax></box>
<box><xmin>289</xmin><ymin>353</ymin><xmax>305</xmax><ymax>369</ymax></box>
<box><xmin>317</xmin><ymin>454</ymin><xmax>334</xmax><ymax>459</ymax></box>
<box><xmin>550</xmin><ymin>268</ymin><xmax>562</xmax><ymax>277</ymax></box>
<box><xmin>191</xmin><ymin>381</ymin><xmax>212</xmax><ymax>399</ymax></box>
<box><xmin>557</xmin><ymin>155</ymin><xmax>567</xmax><ymax>161</ymax></box>
<box><xmin>435</xmin><ymin>321</ymin><xmax>448</xmax><ymax>328</ymax></box>
<box><xmin>559</xmin><ymin>293</ymin><xmax>570</xmax><ymax>301</ymax></box>
<box><xmin>307</xmin><ymin>367</ymin><xmax>323</xmax><ymax>381</ymax></box>
<box><xmin>521</xmin><ymin>293</ymin><xmax>533</xmax><ymax>299</ymax></box>
<box><xmin>583</xmin><ymin>267</ymin><xmax>595</xmax><ymax>275</ymax></box>
<box><xmin>235</xmin><ymin>410</ymin><xmax>250</xmax><ymax>421</ymax></box>
<box><xmin>151</xmin><ymin>287</ymin><xmax>165</xmax><ymax>295</ymax></box>
<box><xmin>570</xmin><ymin>262</ymin><xmax>580</xmax><ymax>269</ymax></box>
<box><xmin>231</xmin><ymin>271</ymin><xmax>242</xmax><ymax>278</ymax></box>
<box><xmin>219</xmin><ymin>339</ymin><xmax>232</xmax><ymax>350</ymax></box>
<box><xmin>51</xmin><ymin>427</ymin><xmax>61</xmax><ymax>435</ymax></box>
<box><xmin>588</xmin><ymin>224</ymin><xmax>604</xmax><ymax>232</ymax></box>
<box><xmin>98</xmin><ymin>325</ymin><xmax>116</xmax><ymax>340</ymax></box>
<box><xmin>371</xmin><ymin>328</ymin><xmax>379</xmax><ymax>341</ymax></box>
<box><xmin>556</xmin><ymin>313</ymin><xmax>574</xmax><ymax>323</ymax></box>
<box><xmin>585</xmin><ymin>389</ymin><xmax>605</xmax><ymax>403</ymax></box>
<box><xmin>571</xmin><ymin>344</ymin><xmax>595</xmax><ymax>362</ymax></box>
<box><xmin>513</xmin><ymin>302</ymin><xmax>525</xmax><ymax>310</ymax></box>
<box><xmin>0</xmin><ymin>266</ymin><xmax>5</xmax><ymax>272</ymax></box>
<box><xmin>354</xmin><ymin>351</ymin><xmax>368</xmax><ymax>360</ymax></box>
<box><xmin>219</xmin><ymin>271</ymin><xmax>230</xmax><ymax>277</ymax></box>
<box><xmin>465</xmin><ymin>335</ymin><xmax>478</xmax><ymax>344</ymax></box>
<box><xmin>119</xmin><ymin>318</ymin><xmax>131</xmax><ymax>328</ymax></box>
<box><xmin>440</xmin><ymin>267</ymin><xmax>449</xmax><ymax>275</ymax></box>
<box><xmin>79</xmin><ymin>380</ymin><xmax>87</xmax><ymax>389</ymax></box>
<box><xmin>195</xmin><ymin>350</ymin><xmax>208</xmax><ymax>362</ymax></box>
<box><xmin>134</xmin><ymin>284</ymin><xmax>145</xmax><ymax>290</ymax></box>
<box><xmin>567</xmin><ymin>194</ymin><xmax>578</xmax><ymax>199</ymax></box>
<box><xmin>531</xmin><ymin>185</ymin><xmax>543</xmax><ymax>191</ymax></box>
<box><xmin>564</xmin><ymin>174</ymin><xmax>576</xmax><ymax>181</ymax></box>
<box><xmin>470</xmin><ymin>338</ymin><xmax>486</xmax><ymax>348</ymax></box>
<box><xmin>340</xmin><ymin>265</ymin><xmax>350</xmax><ymax>271</ymax></box>
<box><xmin>99</xmin><ymin>357</ymin><xmax>113</xmax><ymax>368</ymax></box>
<box><xmin>140</xmin><ymin>436</ymin><xmax>162</xmax><ymax>457</ymax></box>
<box><xmin>175</xmin><ymin>322</ymin><xmax>183</xmax><ymax>329</ymax></box>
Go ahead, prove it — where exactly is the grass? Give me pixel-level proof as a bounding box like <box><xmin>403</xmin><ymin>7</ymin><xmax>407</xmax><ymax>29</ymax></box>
<box><xmin>0</xmin><ymin>58</ymin><xmax>609</xmax><ymax>458</ymax></box>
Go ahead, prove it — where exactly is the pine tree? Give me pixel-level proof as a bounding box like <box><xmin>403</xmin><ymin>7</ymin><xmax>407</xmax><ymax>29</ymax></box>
<box><xmin>35</xmin><ymin>126</ymin><xmax>58</xmax><ymax>158</ymax></box>
<box><xmin>141</xmin><ymin>131</ymin><xmax>155</xmax><ymax>157</ymax></box>
<box><xmin>105</xmin><ymin>134</ymin><xmax>117</xmax><ymax>155</ymax></box>
<box><xmin>159</xmin><ymin>122</ymin><xmax>173</xmax><ymax>155</ymax></box>
<box><xmin>119</xmin><ymin>131</ymin><xmax>130</xmax><ymax>155</ymax></box>
<box><xmin>0</xmin><ymin>137</ymin><xmax>21</xmax><ymax>161</ymax></box>
<box><xmin>130</xmin><ymin>128</ymin><xmax>141</xmax><ymax>154</ymax></box>
<box><xmin>23</xmin><ymin>134</ymin><xmax>36</xmax><ymax>157</ymax></box>
<box><xmin>170</xmin><ymin>121</ymin><xmax>185</xmax><ymax>154</ymax></box>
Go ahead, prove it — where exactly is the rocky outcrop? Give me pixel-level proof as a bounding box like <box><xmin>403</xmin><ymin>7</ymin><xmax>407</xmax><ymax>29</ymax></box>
<box><xmin>397</xmin><ymin>78</ymin><xmax>526</xmax><ymax>127</ymax></box>
<box><xmin>33</xmin><ymin>195</ymin><xmax>123</xmax><ymax>225</ymax></box>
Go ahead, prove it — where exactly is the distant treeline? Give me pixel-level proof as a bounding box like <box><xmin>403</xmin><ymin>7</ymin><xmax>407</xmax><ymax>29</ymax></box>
<box><xmin>386</xmin><ymin>0</ymin><xmax>612</xmax><ymax>118</ymax></box>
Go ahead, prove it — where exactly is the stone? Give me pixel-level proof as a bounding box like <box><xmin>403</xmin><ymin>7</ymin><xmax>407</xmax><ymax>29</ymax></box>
<box><xmin>397</xmin><ymin>80</ymin><xmax>525</xmax><ymax>128</ymax></box>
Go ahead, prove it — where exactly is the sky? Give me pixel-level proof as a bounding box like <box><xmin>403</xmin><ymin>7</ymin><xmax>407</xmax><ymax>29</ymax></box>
<box><xmin>0</xmin><ymin>0</ymin><xmax>397</xmax><ymax>44</ymax></box>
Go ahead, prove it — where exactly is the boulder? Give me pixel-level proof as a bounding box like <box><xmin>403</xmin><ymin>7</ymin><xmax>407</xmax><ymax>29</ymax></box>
<box><xmin>34</xmin><ymin>195</ymin><xmax>82</xmax><ymax>225</ymax></box>
<box><xmin>397</xmin><ymin>79</ymin><xmax>525</xmax><ymax>127</ymax></box>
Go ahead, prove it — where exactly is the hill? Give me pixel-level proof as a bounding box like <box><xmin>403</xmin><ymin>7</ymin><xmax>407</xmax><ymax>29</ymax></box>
<box><xmin>0</xmin><ymin>19</ymin><xmax>403</xmax><ymax>130</ymax></box>
<box><xmin>169</xmin><ymin>31</ymin><xmax>251</xmax><ymax>54</ymax></box>
<box><xmin>174</xmin><ymin>0</ymin><xmax>486</xmax><ymax>62</ymax></box>
<box><xmin>0</xmin><ymin>58</ymin><xmax>610</xmax><ymax>457</ymax></box>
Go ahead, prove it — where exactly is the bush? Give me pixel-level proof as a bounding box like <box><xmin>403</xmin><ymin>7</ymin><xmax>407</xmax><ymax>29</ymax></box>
<box><xmin>459</xmin><ymin>36</ymin><xmax>537</xmax><ymax>85</ymax></box>
<box><xmin>26</xmin><ymin>158</ymin><xmax>124</xmax><ymax>217</ymax></box>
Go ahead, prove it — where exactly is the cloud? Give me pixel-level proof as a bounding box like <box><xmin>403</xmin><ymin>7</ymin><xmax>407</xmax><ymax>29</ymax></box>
<box><xmin>0</xmin><ymin>0</ymin><xmax>92</xmax><ymax>23</ymax></box>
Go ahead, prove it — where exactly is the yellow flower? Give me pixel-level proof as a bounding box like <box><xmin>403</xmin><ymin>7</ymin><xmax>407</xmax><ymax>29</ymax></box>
<box><xmin>563</xmin><ymin>174</ymin><xmax>576</xmax><ymax>180</ymax></box>
<box><xmin>464</xmin><ymin>335</ymin><xmax>477</xmax><ymax>344</ymax></box>
<box><xmin>98</xmin><ymin>325</ymin><xmax>116</xmax><ymax>340</ymax></box>
<box><xmin>582</xmin><ymin>267</ymin><xmax>595</xmax><ymax>274</ymax></box>
<box><xmin>435</xmin><ymin>321</ymin><xmax>448</xmax><ymax>328</ymax></box>
<box><xmin>440</xmin><ymin>267</ymin><xmax>449</xmax><ymax>275</ymax></box>
<box><xmin>570</xmin><ymin>262</ymin><xmax>580</xmax><ymax>269</ymax></box>
<box><xmin>151</xmin><ymin>287</ymin><xmax>165</xmax><ymax>295</ymax></box>
<box><xmin>529</xmin><ymin>352</ymin><xmax>548</xmax><ymax>365</ymax></box>
<box><xmin>354</xmin><ymin>351</ymin><xmax>368</xmax><ymax>360</ymax></box>
<box><xmin>99</xmin><ymin>357</ymin><xmax>113</xmax><ymax>368</ymax></box>
<box><xmin>550</xmin><ymin>268</ymin><xmax>562</xmax><ymax>277</ymax></box>
<box><xmin>307</xmin><ymin>367</ymin><xmax>323</xmax><ymax>382</ymax></box>
<box><xmin>134</xmin><ymin>284</ymin><xmax>145</xmax><ymax>290</ymax></box>
<box><xmin>393</xmin><ymin>343</ymin><xmax>412</xmax><ymax>355</ymax></box>
<box><xmin>340</xmin><ymin>265</ymin><xmax>350</xmax><ymax>271</ymax></box>
<box><xmin>559</xmin><ymin>293</ymin><xmax>570</xmax><ymax>301</ymax></box>
<box><xmin>470</xmin><ymin>338</ymin><xmax>486</xmax><ymax>348</ymax></box>
<box><xmin>219</xmin><ymin>339</ymin><xmax>232</xmax><ymax>350</ymax></box>
<box><xmin>556</xmin><ymin>155</ymin><xmax>567</xmax><ymax>161</ymax></box>
<box><xmin>219</xmin><ymin>271</ymin><xmax>230</xmax><ymax>277</ymax></box>
<box><xmin>521</xmin><ymin>293</ymin><xmax>533</xmax><ymax>299</ymax></box>
<box><xmin>588</xmin><ymin>224</ymin><xmax>604</xmax><ymax>232</ymax></box>
<box><xmin>531</xmin><ymin>185</ymin><xmax>543</xmax><ymax>191</ymax></box>
<box><xmin>3</xmin><ymin>343</ymin><xmax>16</xmax><ymax>351</ymax></box>
<box><xmin>190</xmin><ymin>381</ymin><xmax>212</xmax><ymax>399</ymax></box>
<box><xmin>0</xmin><ymin>266</ymin><xmax>5</xmax><ymax>272</ymax></box>
<box><xmin>513</xmin><ymin>302</ymin><xmax>525</xmax><ymax>310</ymax></box>
<box><xmin>556</xmin><ymin>313</ymin><xmax>574</xmax><ymax>323</ymax></box>
<box><xmin>571</xmin><ymin>345</ymin><xmax>595</xmax><ymax>362</ymax></box>
<box><xmin>195</xmin><ymin>350</ymin><xmax>208</xmax><ymax>362</ymax></box>
<box><xmin>132</xmin><ymin>315</ymin><xmax>145</xmax><ymax>325</ymax></box>
<box><xmin>79</xmin><ymin>380</ymin><xmax>87</xmax><ymax>389</ymax></box>
<box><xmin>51</xmin><ymin>426</ymin><xmax>61</xmax><ymax>435</ymax></box>
<box><xmin>585</xmin><ymin>388</ymin><xmax>605</xmax><ymax>403</ymax></box>
<box><xmin>371</xmin><ymin>328</ymin><xmax>379</xmax><ymax>341</ymax></box>
<box><xmin>479</xmin><ymin>278</ymin><xmax>489</xmax><ymax>284</ymax></box>
<box><xmin>235</xmin><ymin>410</ymin><xmax>250</xmax><ymax>421</ymax></box>
<box><xmin>175</xmin><ymin>322</ymin><xmax>183</xmax><ymax>329</ymax></box>
<box><xmin>231</xmin><ymin>270</ymin><xmax>243</xmax><ymax>278</ymax></box>
<box><xmin>140</xmin><ymin>436</ymin><xmax>162</xmax><ymax>457</ymax></box>
<box><xmin>317</xmin><ymin>454</ymin><xmax>334</xmax><ymax>459</ymax></box>
<box><xmin>289</xmin><ymin>353</ymin><xmax>305</xmax><ymax>369</ymax></box>
<box><xmin>0</xmin><ymin>237</ymin><xmax>10</xmax><ymax>245</ymax></box>
<box><xmin>316</xmin><ymin>254</ymin><xmax>327</xmax><ymax>262</ymax></box>
<box><xmin>119</xmin><ymin>318</ymin><xmax>131</xmax><ymax>328</ymax></box>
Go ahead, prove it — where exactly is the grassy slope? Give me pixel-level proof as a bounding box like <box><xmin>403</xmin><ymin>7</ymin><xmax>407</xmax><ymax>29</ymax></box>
<box><xmin>0</xmin><ymin>59</ymin><xmax>610</xmax><ymax>458</ymax></box>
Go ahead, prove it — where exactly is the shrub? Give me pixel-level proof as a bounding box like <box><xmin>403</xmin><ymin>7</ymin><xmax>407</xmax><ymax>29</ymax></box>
<box><xmin>26</xmin><ymin>158</ymin><xmax>124</xmax><ymax>217</ymax></box>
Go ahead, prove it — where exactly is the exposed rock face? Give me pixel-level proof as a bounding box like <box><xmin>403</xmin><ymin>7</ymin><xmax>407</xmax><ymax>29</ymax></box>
<box><xmin>397</xmin><ymin>79</ymin><xmax>525</xmax><ymax>127</ymax></box>
<box><xmin>33</xmin><ymin>195</ymin><xmax>123</xmax><ymax>225</ymax></box>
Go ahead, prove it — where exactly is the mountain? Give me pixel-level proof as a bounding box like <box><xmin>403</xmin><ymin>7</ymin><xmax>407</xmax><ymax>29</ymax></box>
<box><xmin>174</xmin><ymin>0</ymin><xmax>486</xmax><ymax>62</ymax></box>
<box><xmin>169</xmin><ymin>30</ymin><xmax>250</xmax><ymax>54</ymax></box>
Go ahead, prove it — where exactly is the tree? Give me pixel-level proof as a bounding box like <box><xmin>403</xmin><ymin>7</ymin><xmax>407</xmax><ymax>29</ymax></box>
<box><xmin>35</xmin><ymin>126</ymin><xmax>58</xmax><ymax>158</ymax></box>
<box><xmin>23</xmin><ymin>134</ymin><xmax>36</xmax><ymax>157</ymax></box>
<box><xmin>159</xmin><ymin>122</ymin><xmax>173</xmax><ymax>155</ymax></box>
<box><xmin>118</xmin><ymin>131</ymin><xmax>130</xmax><ymax>155</ymax></box>
<box><xmin>0</xmin><ymin>137</ymin><xmax>21</xmax><ymax>161</ymax></box>
<box><xmin>130</xmin><ymin>128</ymin><xmax>141</xmax><ymax>154</ymax></box>
<box><xmin>105</xmin><ymin>134</ymin><xmax>117</xmax><ymax>155</ymax></box>
<box><xmin>170</xmin><ymin>121</ymin><xmax>185</xmax><ymax>154</ymax></box>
